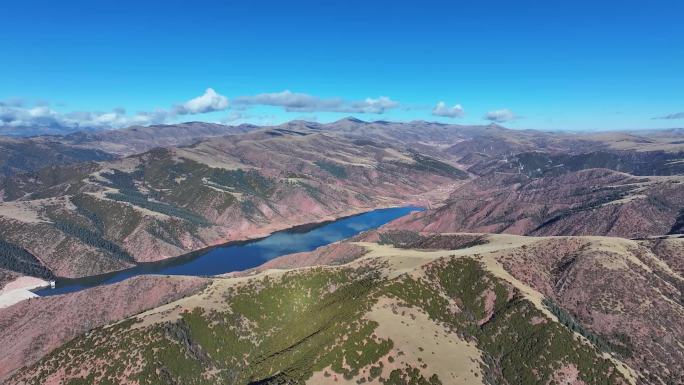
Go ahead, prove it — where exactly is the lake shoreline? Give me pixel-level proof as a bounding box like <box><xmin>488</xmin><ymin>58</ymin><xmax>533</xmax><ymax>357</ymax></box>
<box><xmin>0</xmin><ymin>276</ymin><xmax>51</xmax><ymax>309</ymax></box>
<box><xmin>36</xmin><ymin>205</ymin><xmax>424</xmax><ymax>296</ymax></box>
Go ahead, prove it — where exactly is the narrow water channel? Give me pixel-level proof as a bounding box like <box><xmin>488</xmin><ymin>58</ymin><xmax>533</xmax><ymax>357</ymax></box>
<box><xmin>37</xmin><ymin>206</ymin><xmax>422</xmax><ymax>296</ymax></box>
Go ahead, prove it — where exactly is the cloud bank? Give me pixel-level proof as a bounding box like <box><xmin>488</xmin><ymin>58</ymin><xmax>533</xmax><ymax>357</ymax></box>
<box><xmin>1</xmin><ymin>89</ymin><xmax>401</xmax><ymax>135</ymax></box>
<box><xmin>431</xmin><ymin>101</ymin><xmax>464</xmax><ymax>118</ymax></box>
<box><xmin>0</xmin><ymin>88</ymin><xmax>231</xmax><ymax>133</ymax></box>
<box><xmin>233</xmin><ymin>90</ymin><xmax>399</xmax><ymax>114</ymax></box>
<box><xmin>0</xmin><ymin>104</ymin><xmax>169</xmax><ymax>132</ymax></box>
<box><xmin>484</xmin><ymin>108</ymin><xmax>517</xmax><ymax>122</ymax></box>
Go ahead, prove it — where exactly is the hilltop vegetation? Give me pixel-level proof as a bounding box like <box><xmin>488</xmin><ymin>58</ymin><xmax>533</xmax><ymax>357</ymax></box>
<box><xmin>7</xmin><ymin>241</ymin><xmax>630</xmax><ymax>385</ymax></box>
<box><xmin>467</xmin><ymin>150</ymin><xmax>684</xmax><ymax>178</ymax></box>
<box><xmin>388</xmin><ymin>168</ymin><xmax>684</xmax><ymax>238</ymax></box>
<box><xmin>2</xmin><ymin>231</ymin><xmax>681</xmax><ymax>385</ymax></box>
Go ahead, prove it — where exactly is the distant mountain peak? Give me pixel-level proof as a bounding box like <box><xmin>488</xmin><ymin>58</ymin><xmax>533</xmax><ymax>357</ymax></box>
<box><xmin>335</xmin><ymin>116</ymin><xmax>366</xmax><ymax>124</ymax></box>
<box><xmin>486</xmin><ymin>123</ymin><xmax>507</xmax><ymax>130</ymax></box>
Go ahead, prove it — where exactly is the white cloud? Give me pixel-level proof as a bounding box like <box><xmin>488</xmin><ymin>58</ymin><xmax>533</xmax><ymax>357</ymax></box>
<box><xmin>233</xmin><ymin>90</ymin><xmax>399</xmax><ymax>114</ymax></box>
<box><xmin>431</xmin><ymin>101</ymin><xmax>464</xmax><ymax>118</ymax></box>
<box><xmin>484</xmin><ymin>108</ymin><xmax>517</xmax><ymax>122</ymax></box>
<box><xmin>0</xmin><ymin>88</ymin><xmax>399</xmax><ymax>135</ymax></box>
<box><xmin>0</xmin><ymin>88</ymin><xmax>228</xmax><ymax>134</ymax></box>
<box><xmin>654</xmin><ymin>112</ymin><xmax>684</xmax><ymax>120</ymax></box>
<box><xmin>234</xmin><ymin>90</ymin><xmax>335</xmax><ymax>111</ymax></box>
<box><xmin>0</xmin><ymin>104</ymin><xmax>170</xmax><ymax>132</ymax></box>
<box><xmin>175</xmin><ymin>88</ymin><xmax>229</xmax><ymax>114</ymax></box>
<box><xmin>351</xmin><ymin>96</ymin><xmax>399</xmax><ymax>114</ymax></box>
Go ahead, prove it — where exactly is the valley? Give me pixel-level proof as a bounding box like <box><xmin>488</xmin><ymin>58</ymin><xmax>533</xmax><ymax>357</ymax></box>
<box><xmin>3</xmin><ymin>2</ymin><xmax>683</xmax><ymax>384</ymax></box>
<box><xmin>0</xmin><ymin>123</ymin><xmax>468</xmax><ymax>280</ymax></box>
<box><xmin>0</xmin><ymin>119</ymin><xmax>682</xmax><ymax>385</ymax></box>
<box><xmin>36</xmin><ymin>206</ymin><xmax>421</xmax><ymax>296</ymax></box>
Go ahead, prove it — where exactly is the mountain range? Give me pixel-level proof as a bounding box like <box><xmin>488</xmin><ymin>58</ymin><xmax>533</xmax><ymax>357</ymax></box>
<box><xmin>0</xmin><ymin>119</ymin><xmax>682</xmax><ymax>385</ymax></box>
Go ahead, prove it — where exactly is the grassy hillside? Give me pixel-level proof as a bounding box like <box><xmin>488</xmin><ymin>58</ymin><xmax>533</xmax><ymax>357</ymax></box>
<box><xmin>0</xmin><ymin>129</ymin><xmax>466</xmax><ymax>278</ymax></box>
<box><xmin>9</xmin><ymin>239</ymin><xmax>633</xmax><ymax>385</ymax></box>
<box><xmin>387</xmin><ymin>169</ymin><xmax>684</xmax><ymax>238</ymax></box>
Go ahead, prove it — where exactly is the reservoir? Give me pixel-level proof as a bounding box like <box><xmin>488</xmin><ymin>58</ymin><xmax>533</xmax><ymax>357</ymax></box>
<box><xmin>37</xmin><ymin>206</ymin><xmax>421</xmax><ymax>296</ymax></box>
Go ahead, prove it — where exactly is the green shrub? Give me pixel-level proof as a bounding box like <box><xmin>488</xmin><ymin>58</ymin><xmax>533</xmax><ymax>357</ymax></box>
<box><xmin>315</xmin><ymin>161</ymin><xmax>348</xmax><ymax>179</ymax></box>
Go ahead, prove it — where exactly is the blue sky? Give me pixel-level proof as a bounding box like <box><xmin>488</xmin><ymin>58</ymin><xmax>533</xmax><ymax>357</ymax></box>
<box><xmin>1</xmin><ymin>0</ymin><xmax>683</xmax><ymax>132</ymax></box>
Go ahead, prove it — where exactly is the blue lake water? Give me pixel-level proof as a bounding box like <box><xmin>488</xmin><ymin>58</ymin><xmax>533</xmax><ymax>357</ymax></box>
<box><xmin>37</xmin><ymin>206</ymin><xmax>421</xmax><ymax>296</ymax></box>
